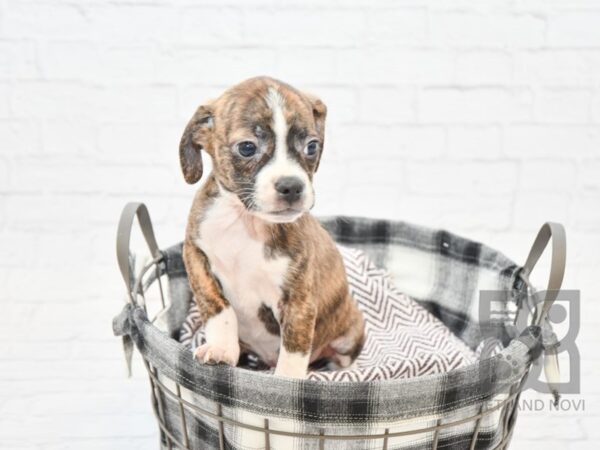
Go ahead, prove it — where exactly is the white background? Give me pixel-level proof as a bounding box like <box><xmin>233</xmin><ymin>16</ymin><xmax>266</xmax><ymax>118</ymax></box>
<box><xmin>1</xmin><ymin>0</ymin><xmax>599</xmax><ymax>448</ymax></box>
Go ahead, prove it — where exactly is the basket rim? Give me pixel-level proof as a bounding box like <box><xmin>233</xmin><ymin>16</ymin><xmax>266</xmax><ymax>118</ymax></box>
<box><xmin>151</xmin><ymin>300</ymin><xmax>537</xmax><ymax>387</ymax></box>
<box><xmin>115</xmin><ymin>299</ymin><xmax>536</xmax><ymax>423</ymax></box>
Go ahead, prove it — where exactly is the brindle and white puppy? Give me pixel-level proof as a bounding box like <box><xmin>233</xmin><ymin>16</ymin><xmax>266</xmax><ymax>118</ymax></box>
<box><xmin>180</xmin><ymin>76</ymin><xmax>365</xmax><ymax>379</ymax></box>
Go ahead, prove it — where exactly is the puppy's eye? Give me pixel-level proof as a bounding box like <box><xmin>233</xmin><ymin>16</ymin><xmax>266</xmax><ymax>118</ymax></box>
<box><xmin>304</xmin><ymin>140</ymin><xmax>319</xmax><ymax>157</ymax></box>
<box><xmin>237</xmin><ymin>141</ymin><xmax>257</xmax><ymax>157</ymax></box>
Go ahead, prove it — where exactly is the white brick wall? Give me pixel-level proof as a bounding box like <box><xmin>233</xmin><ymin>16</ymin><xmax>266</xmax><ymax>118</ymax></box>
<box><xmin>1</xmin><ymin>1</ymin><xmax>598</xmax><ymax>448</ymax></box>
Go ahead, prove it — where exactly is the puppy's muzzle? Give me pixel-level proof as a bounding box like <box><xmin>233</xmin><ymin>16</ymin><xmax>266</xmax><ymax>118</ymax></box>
<box><xmin>275</xmin><ymin>176</ymin><xmax>304</xmax><ymax>205</ymax></box>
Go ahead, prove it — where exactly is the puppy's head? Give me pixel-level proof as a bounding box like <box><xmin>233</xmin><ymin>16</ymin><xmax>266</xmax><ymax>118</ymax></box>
<box><xmin>180</xmin><ymin>77</ymin><xmax>327</xmax><ymax>223</ymax></box>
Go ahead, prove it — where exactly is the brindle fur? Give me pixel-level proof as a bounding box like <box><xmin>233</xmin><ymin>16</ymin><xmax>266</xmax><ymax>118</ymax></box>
<box><xmin>258</xmin><ymin>303</ymin><xmax>281</xmax><ymax>336</ymax></box>
<box><xmin>181</xmin><ymin>76</ymin><xmax>364</xmax><ymax>370</ymax></box>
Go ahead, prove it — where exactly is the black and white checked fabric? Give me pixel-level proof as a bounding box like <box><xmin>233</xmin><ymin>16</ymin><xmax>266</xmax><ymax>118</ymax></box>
<box><xmin>179</xmin><ymin>245</ymin><xmax>480</xmax><ymax>382</ymax></box>
<box><xmin>114</xmin><ymin>216</ymin><xmax>537</xmax><ymax>450</ymax></box>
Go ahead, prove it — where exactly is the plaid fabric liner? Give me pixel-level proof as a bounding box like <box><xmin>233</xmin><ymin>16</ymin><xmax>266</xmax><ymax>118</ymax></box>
<box><xmin>114</xmin><ymin>216</ymin><xmax>540</xmax><ymax>450</ymax></box>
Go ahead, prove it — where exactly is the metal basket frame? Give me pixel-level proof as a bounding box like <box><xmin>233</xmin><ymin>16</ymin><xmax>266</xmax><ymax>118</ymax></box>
<box><xmin>116</xmin><ymin>203</ymin><xmax>566</xmax><ymax>450</ymax></box>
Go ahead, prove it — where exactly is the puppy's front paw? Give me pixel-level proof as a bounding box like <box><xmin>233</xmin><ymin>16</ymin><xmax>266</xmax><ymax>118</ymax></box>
<box><xmin>274</xmin><ymin>366</ymin><xmax>308</xmax><ymax>379</ymax></box>
<box><xmin>194</xmin><ymin>343</ymin><xmax>240</xmax><ymax>366</ymax></box>
<box><xmin>274</xmin><ymin>349</ymin><xmax>310</xmax><ymax>379</ymax></box>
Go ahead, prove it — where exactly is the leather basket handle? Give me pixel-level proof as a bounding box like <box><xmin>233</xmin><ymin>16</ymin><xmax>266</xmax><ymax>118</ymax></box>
<box><xmin>520</xmin><ymin>222</ymin><xmax>567</xmax><ymax>405</ymax></box>
<box><xmin>116</xmin><ymin>202</ymin><xmax>160</xmax><ymax>301</ymax></box>
<box><xmin>520</xmin><ymin>222</ymin><xmax>567</xmax><ymax>326</ymax></box>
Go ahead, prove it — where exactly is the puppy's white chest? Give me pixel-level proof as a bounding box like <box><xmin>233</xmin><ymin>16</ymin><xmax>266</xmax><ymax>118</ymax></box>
<box><xmin>196</xmin><ymin>197</ymin><xmax>288</xmax><ymax>362</ymax></box>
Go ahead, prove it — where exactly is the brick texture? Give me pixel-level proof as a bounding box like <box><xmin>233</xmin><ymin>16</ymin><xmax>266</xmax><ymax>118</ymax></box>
<box><xmin>0</xmin><ymin>1</ymin><xmax>598</xmax><ymax>449</ymax></box>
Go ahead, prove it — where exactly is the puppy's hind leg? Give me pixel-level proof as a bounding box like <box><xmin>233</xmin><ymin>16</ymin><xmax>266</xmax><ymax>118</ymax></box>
<box><xmin>329</xmin><ymin>303</ymin><xmax>365</xmax><ymax>369</ymax></box>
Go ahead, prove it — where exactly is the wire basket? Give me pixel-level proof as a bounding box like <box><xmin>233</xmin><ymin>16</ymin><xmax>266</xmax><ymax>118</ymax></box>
<box><xmin>113</xmin><ymin>203</ymin><xmax>566</xmax><ymax>450</ymax></box>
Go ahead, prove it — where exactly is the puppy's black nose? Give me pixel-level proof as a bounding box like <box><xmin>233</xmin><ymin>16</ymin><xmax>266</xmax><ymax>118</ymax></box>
<box><xmin>275</xmin><ymin>176</ymin><xmax>304</xmax><ymax>204</ymax></box>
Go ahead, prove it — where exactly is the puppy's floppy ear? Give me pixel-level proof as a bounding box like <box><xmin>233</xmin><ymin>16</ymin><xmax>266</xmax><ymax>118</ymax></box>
<box><xmin>305</xmin><ymin>94</ymin><xmax>327</xmax><ymax>171</ymax></box>
<box><xmin>310</xmin><ymin>96</ymin><xmax>327</xmax><ymax>134</ymax></box>
<box><xmin>179</xmin><ymin>104</ymin><xmax>214</xmax><ymax>184</ymax></box>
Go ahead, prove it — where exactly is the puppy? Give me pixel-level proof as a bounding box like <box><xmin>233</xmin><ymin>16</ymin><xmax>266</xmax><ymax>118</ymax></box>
<box><xmin>180</xmin><ymin>76</ymin><xmax>364</xmax><ymax>379</ymax></box>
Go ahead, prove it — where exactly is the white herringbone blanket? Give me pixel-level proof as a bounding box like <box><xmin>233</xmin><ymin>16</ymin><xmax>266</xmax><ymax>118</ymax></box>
<box><xmin>179</xmin><ymin>246</ymin><xmax>478</xmax><ymax>382</ymax></box>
